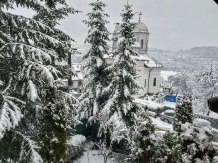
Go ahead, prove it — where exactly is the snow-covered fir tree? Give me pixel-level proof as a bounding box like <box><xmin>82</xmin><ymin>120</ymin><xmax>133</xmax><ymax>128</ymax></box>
<box><xmin>168</xmin><ymin>70</ymin><xmax>194</xmax><ymax>95</ymax></box>
<box><xmin>0</xmin><ymin>0</ymin><xmax>78</xmax><ymax>162</ymax></box>
<box><xmin>79</xmin><ymin>0</ymin><xmax>110</xmax><ymax>138</ymax></box>
<box><xmin>39</xmin><ymin>87</ymin><xmax>68</xmax><ymax>163</ymax></box>
<box><xmin>193</xmin><ymin>65</ymin><xmax>218</xmax><ymax>113</ymax></box>
<box><xmin>173</xmin><ymin>96</ymin><xmax>193</xmax><ymax>133</ymax></box>
<box><xmin>129</xmin><ymin>110</ymin><xmax>156</xmax><ymax>163</ymax></box>
<box><xmin>98</xmin><ymin>3</ymin><xmax>143</xmax><ymax>144</ymax></box>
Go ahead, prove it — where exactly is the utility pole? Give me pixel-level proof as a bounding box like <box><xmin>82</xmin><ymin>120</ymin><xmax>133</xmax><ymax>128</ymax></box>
<box><xmin>68</xmin><ymin>48</ymin><xmax>77</xmax><ymax>90</ymax></box>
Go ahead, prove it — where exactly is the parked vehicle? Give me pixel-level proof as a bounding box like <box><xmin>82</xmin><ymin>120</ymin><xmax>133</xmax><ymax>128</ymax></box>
<box><xmin>160</xmin><ymin>110</ymin><xmax>175</xmax><ymax>123</ymax></box>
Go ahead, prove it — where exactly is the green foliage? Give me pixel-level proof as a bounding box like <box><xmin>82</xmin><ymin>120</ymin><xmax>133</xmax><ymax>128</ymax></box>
<box><xmin>151</xmin><ymin>131</ymin><xmax>183</xmax><ymax>163</ymax></box>
<box><xmin>39</xmin><ymin>87</ymin><xmax>67</xmax><ymax>163</ymax></box>
<box><xmin>173</xmin><ymin>95</ymin><xmax>193</xmax><ymax>132</ymax></box>
<box><xmin>79</xmin><ymin>0</ymin><xmax>110</xmax><ymax>139</ymax></box>
<box><xmin>0</xmin><ymin>0</ymin><xmax>78</xmax><ymax>162</ymax></box>
<box><xmin>130</xmin><ymin>111</ymin><xmax>156</xmax><ymax>163</ymax></box>
<box><xmin>67</xmin><ymin>143</ymin><xmax>85</xmax><ymax>163</ymax></box>
<box><xmin>180</xmin><ymin>119</ymin><xmax>216</xmax><ymax>163</ymax></box>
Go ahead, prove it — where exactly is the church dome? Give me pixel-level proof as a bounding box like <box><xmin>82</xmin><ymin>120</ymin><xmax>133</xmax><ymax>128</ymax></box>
<box><xmin>134</xmin><ymin>22</ymin><xmax>148</xmax><ymax>32</ymax></box>
<box><xmin>114</xmin><ymin>22</ymin><xmax>149</xmax><ymax>34</ymax></box>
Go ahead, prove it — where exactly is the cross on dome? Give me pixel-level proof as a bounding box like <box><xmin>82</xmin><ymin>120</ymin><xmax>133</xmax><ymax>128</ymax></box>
<box><xmin>138</xmin><ymin>12</ymin><xmax>142</xmax><ymax>23</ymax></box>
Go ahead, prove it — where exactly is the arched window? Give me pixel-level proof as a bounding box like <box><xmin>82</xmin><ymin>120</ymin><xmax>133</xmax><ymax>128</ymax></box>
<box><xmin>153</xmin><ymin>78</ymin><xmax>156</xmax><ymax>86</ymax></box>
<box><xmin>141</xmin><ymin>39</ymin><xmax>143</xmax><ymax>48</ymax></box>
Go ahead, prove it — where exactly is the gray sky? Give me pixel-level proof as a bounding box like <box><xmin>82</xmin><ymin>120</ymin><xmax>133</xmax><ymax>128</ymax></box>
<box><xmin>8</xmin><ymin>0</ymin><xmax>218</xmax><ymax>50</ymax></box>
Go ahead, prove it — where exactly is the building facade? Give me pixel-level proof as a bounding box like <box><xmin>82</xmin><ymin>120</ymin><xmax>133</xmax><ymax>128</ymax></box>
<box><xmin>112</xmin><ymin>21</ymin><xmax>150</xmax><ymax>55</ymax></box>
<box><xmin>71</xmin><ymin>19</ymin><xmax>162</xmax><ymax>97</ymax></box>
<box><xmin>110</xmin><ymin>19</ymin><xmax>162</xmax><ymax>96</ymax></box>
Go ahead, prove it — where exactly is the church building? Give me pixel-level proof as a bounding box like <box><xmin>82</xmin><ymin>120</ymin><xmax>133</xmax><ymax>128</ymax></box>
<box><xmin>71</xmin><ymin>14</ymin><xmax>162</xmax><ymax>97</ymax></box>
<box><xmin>107</xmin><ymin>14</ymin><xmax>162</xmax><ymax>97</ymax></box>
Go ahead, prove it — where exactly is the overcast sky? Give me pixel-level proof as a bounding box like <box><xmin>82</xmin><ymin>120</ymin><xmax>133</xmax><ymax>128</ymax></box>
<box><xmin>8</xmin><ymin>0</ymin><xmax>218</xmax><ymax>50</ymax></box>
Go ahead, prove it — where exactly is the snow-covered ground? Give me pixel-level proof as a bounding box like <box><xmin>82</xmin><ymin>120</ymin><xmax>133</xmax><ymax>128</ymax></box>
<box><xmin>73</xmin><ymin>150</ymin><xmax>114</xmax><ymax>163</ymax></box>
<box><xmin>68</xmin><ymin>135</ymin><xmax>86</xmax><ymax>146</ymax></box>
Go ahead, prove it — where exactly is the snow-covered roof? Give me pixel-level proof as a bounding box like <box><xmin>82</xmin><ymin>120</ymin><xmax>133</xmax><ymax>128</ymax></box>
<box><xmin>165</xmin><ymin>110</ymin><xmax>175</xmax><ymax>114</ymax></box>
<box><xmin>131</xmin><ymin>55</ymin><xmax>163</xmax><ymax>68</ymax></box>
<box><xmin>131</xmin><ymin>42</ymin><xmax>141</xmax><ymax>48</ymax></box>
<box><xmin>164</xmin><ymin>101</ymin><xmax>176</xmax><ymax>109</ymax></box>
<box><xmin>144</xmin><ymin>57</ymin><xmax>163</xmax><ymax>68</ymax></box>
<box><xmin>72</xmin><ymin>64</ymin><xmax>81</xmax><ymax>72</ymax></box>
<box><xmin>105</xmin><ymin>54</ymin><xmax>162</xmax><ymax>68</ymax></box>
<box><xmin>72</xmin><ymin>72</ymin><xmax>83</xmax><ymax>80</ymax></box>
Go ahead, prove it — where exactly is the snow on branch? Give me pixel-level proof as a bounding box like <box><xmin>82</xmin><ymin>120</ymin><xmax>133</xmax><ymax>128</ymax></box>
<box><xmin>0</xmin><ymin>95</ymin><xmax>25</xmax><ymax>139</ymax></box>
<box><xmin>1</xmin><ymin>43</ymin><xmax>53</xmax><ymax>63</ymax></box>
<box><xmin>14</xmin><ymin>131</ymin><xmax>43</xmax><ymax>163</ymax></box>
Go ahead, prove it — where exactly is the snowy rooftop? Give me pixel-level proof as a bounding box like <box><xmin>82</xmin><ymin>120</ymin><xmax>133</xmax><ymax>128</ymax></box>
<box><xmin>131</xmin><ymin>55</ymin><xmax>162</xmax><ymax>68</ymax></box>
<box><xmin>72</xmin><ymin>72</ymin><xmax>83</xmax><ymax>80</ymax></box>
<box><xmin>164</xmin><ymin>101</ymin><xmax>176</xmax><ymax>109</ymax></box>
<box><xmin>131</xmin><ymin>42</ymin><xmax>141</xmax><ymax>48</ymax></box>
<box><xmin>104</xmin><ymin>54</ymin><xmax>162</xmax><ymax>68</ymax></box>
<box><xmin>72</xmin><ymin>64</ymin><xmax>81</xmax><ymax>72</ymax></box>
<box><xmin>165</xmin><ymin>110</ymin><xmax>175</xmax><ymax>114</ymax></box>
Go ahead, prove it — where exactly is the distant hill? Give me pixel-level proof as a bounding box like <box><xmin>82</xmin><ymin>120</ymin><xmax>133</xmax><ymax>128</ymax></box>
<box><xmin>70</xmin><ymin>44</ymin><xmax>218</xmax><ymax>73</ymax></box>
<box><xmin>148</xmin><ymin>46</ymin><xmax>218</xmax><ymax>72</ymax></box>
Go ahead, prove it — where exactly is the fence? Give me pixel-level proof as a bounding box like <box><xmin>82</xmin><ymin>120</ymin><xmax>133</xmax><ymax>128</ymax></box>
<box><xmin>194</xmin><ymin>113</ymin><xmax>218</xmax><ymax>129</ymax></box>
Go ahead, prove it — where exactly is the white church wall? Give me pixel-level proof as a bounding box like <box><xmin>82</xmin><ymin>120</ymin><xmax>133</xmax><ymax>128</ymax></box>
<box><xmin>134</xmin><ymin>61</ymin><xmax>162</xmax><ymax>97</ymax></box>
<box><xmin>135</xmin><ymin>61</ymin><xmax>149</xmax><ymax>97</ymax></box>
<box><xmin>147</xmin><ymin>68</ymin><xmax>161</xmax><ymax>94</ymax></box>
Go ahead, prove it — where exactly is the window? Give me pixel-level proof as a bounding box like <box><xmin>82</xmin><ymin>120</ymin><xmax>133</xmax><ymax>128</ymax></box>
<box><xmin>141</xmin><ymin>39</ymin><xmax>143</xmax><ymax>48</ymax></box>
<box><xmin>144</xmin><ymin>79</ymin><xmax>146</xmax><ymax>88</ymax></box>
<box><xmin>78</xmin><ymin>81</ymin><xmax>82</xmax><ymax>87</ymax></box>
<box><xmin>153</xmin><ymin>78</ymin><xmax>156</xmax><ymax>86</ymax></box>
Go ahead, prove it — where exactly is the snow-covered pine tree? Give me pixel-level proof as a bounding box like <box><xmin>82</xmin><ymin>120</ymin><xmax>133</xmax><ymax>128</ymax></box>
<box><xmin>0</xmin><ymin>1</ymin><xmax>78</xmax><ymax>162</ymax></box>
<box><xmin>98</xmin><ymin>3</ymin><xmax>142</xmax><ymax>143</ymax></box>
<box><xmin>168</xmin><ymin>70</ymin><xmax>194</xmax><ymax>95</ymax></box>
<box><xmin>173</xmin><ymin>95</ymin><xmax>193</xmax><ymax>132</ymax></box>
<box><xmin>129</xmin><ymin>110</ymin><xmax>156</xmax><ymax>163</ymax></box>
<box><xmin>79</xmin><ymin>0</ymin><xmax>110</xmax><ymax>138</ymax></box>
<box><xmin>39</xmin><ymin>87</ymin><xmax>67</xmax><ymax>163</ymax></box>
<box><xmin>193</xmin><ymin>65</ymin><xmax>218</xmax><ymax>113</ymax></box>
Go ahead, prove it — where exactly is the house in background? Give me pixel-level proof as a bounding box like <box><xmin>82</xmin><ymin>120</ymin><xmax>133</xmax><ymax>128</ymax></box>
<box><xmin>71</xmin><ymin>16</ymin><xmax>162</xmax><ymax>97</ymax></box>
<box><xmin>71</xmin><ymin>64</ymin><xmax>83</xmax><ymax>93</ymax></box>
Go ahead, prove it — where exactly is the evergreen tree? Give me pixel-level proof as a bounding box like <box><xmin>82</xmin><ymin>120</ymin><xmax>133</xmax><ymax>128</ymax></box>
<box><xmin>151</xmin><ymin>131</ymin><xmax>183</xmax><ymax>163</ymax></box>
<box><xmin>130</xmin><ymin>111</ymin><xmax>156</xmax><ymax>163</ymax></box>
<box><xmin>0</xmin><ymin>1</ymin><xmax>78</xmax><ymax>162</ymax></box>
<box><xmin>98</xmin><ymin>3</ymin><xmax>142</xmax><ymax>142</ymax></box>
<box><xmin>173</xmin><ymin>96</ymin><xmax>193</xmax><ymax>133</ymax></box>
<box><xmin>79</xmin><ymin>0</ymin><xmax>110</xmax><ymax>138</ymax></box>
<box><xmin>39</xmin><ymin>87</ymin><xmax>67</xmax><ymax>163</ymax></box>
<box><xmin>194</xmin><ymin>65</ymin><xmax>218</xmax><ymax>113</ymax></box>
<box><xmin>180</xmin><ymin>119</ymin><xmax>216</xmax><ymax>163</ymax></box>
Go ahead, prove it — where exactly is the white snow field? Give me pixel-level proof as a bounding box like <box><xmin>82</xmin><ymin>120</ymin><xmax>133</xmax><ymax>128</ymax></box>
<box><xmin>73</xmin><ymin>150</ymin><xmax>114</xmax><ymax>163</ymax></box>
